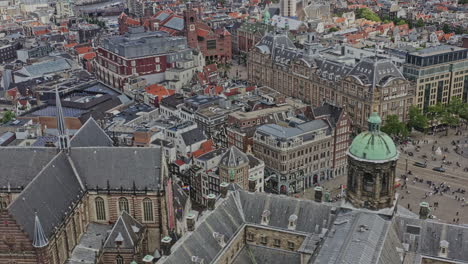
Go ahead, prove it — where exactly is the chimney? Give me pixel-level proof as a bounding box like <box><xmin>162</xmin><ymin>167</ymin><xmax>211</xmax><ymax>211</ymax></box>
<box><xmin>186</xmin><ymin>213</ymin><xmax>196</xmax><ymax>231</ymax></box>
<box><xmin>248</xmin><ymin>176</ymin><xmax>256</xmax><ymax>192</ymax></box>
<box><xmin>207</xmin><ymin>194</ymin><xmax>216</xmax><ymax>210</ymax></box>
<box><xmin>419</xmin><ymin>202</ymin><xmax>430</xmax><ymax>220</ymax></box>
<box><xmin>220</xmin><ymin>182</ymin><xmax>229</xmax><ymax>198</ymax></box>
<box><xmin>314</xmin><ymin>186</ymin><xmax>323</xmax><ymax>203</ymax></box>
<box><xmin>160</xmin><ymin>236</ymin><xmax>172</xmax><ymax>256</ymax></box>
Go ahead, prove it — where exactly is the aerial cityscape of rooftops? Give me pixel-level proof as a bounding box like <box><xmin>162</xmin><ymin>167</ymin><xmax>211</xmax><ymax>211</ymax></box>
<box><xmin>0</xmin><ymin>0</ymin><xmax>468</xmax><ymax>262</ymax></box>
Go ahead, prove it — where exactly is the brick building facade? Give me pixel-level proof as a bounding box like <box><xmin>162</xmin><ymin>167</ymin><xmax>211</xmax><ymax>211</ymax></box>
<box><xmin>95</xmin><ymin>27</ymin><xmax>194</xmax><ymax>90</ymax></box>
<box><xmin>183</xmin><ymin>3</ymin><xmax>232</xmax><ymax>63</ymax></box>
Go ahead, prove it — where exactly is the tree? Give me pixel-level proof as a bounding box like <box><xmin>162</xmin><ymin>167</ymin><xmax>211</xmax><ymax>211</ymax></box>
<box><xmin>408</xmin><ymin>105</ymin><xmax>428</xmax><ymax>132</ymax></box>
<box><xmin>396</xmin><ymin>20</ymin><xmax>407</xmax><ymax>26</ymax></box>
<box><xmin>329</xmin><ymin>27</ymin><xmax>339</xmax><ymax>32</ymax></box>
<box><xmin>1</xmin><ymin>110</ymin><xmax>15</xmax><ymax>124</ymax></box>
<box><xmin>416</xmin><ymin>18</ymin><xmax>425</xmax><ymax>28</ymax></box>
<box><xmin>427</xmin><ymin>103</ymin><xmax>444</xmax><ymax>128</ymax></box>
<box><xmin>355</xmin><ymin>8</ymin><xmax>381</xmax><ymax>22</ymax></box>
<box><xmin>442</xmin><ymin>24</ymin><xmax>451</xmax><ymax>34</ymax></box>
<box><xmin>382</xmin><ymin>115</ymin><xmax>409</xmax><ymax>138</ymax></box>
<box><xmin>441</xmin><ymin>111</ymin><xmax>460</xmax><ymax>135</ymax></box>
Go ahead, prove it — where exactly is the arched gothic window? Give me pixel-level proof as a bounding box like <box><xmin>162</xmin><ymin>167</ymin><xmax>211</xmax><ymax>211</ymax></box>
<box><xmin>116</xmin><ymin>255</ymin><xmax>124</xmax><ymax>264</ymax></box>
<box><xmin>143</xmin><ymin>198</ymin><xmax>154</xmax><ymax>222</ymax></box>
<box><xmin>118</xmin><ymin>197</ymin><xmax>129</xmax><ymax>213</ymax></box>
<box><xmin>95</xmin><ymin>197</ymin><xmax>106</xmax><ymax>221</ymax></box>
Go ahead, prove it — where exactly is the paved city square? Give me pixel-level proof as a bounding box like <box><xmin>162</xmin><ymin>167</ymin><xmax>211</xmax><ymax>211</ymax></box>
<box><xmin>301</xmin><ymin>127</ymin><xmax>468</xmax><ymax>224</ymax></box>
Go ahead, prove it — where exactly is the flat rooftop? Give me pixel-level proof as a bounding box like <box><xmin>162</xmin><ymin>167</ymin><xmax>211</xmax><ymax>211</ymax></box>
<box><xmin>229</xmin><ymin>105</ymin><xmax>293</xmax><ymax>120</ymax></box>
<box><xmin>409</xmin><ymin>45</ymin><xmax>467</xmax><ymax>57</ymax></box>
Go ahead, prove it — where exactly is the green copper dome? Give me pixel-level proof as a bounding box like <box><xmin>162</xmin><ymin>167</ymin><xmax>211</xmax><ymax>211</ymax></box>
<box><xmin>348</xmin><ymin>112</ymin><xmax>398</xmax><ymax>161</ymax></box>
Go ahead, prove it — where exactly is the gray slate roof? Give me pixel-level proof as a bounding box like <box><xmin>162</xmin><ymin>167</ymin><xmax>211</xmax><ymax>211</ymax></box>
<box><xmin>348</xmin><ymin>57</ymin><xmax>405</xmax><ymax>87</ymax></box>
<box><xmin>181</xmin><ymin>128</ymin><xmax>207</xmax><ymax>146</ymax></box>
<box><xmin>70</xmin><ymin>117</ymin><xmax>113</xmax><ymax>147</ymax></box>
<box><xmin>220</xmin><ymin>146</ymin><xmax>249</xmax><ymax>168</ymax></box>
<box><xmin>0</xmin><ymin>147</ymin><xmax>58</xmax><ymax>190</ymax></box>
<box><xmin>104</xmin><ymin>211</ymin><xmax>144</xmax><ymax>249</ymax></box>
<box><xmin>8</xmin><ymin>152</ymin><xmax>83</xmax><ymax>239</ymax></box>
<box><xmin>162</xmin><ymin>194</ymin><xmax>244</xmax><ymax>264</ymax></box>
<box><xmin>70</xmin><ymin>147</ymin><xmax>162</xmax><ymax>190</ymax></box>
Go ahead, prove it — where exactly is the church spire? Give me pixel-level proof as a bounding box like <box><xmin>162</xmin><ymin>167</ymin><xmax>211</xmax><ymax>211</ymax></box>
<box><xmin>32</xmin><ymin>212</ymin><xmax>49</xmax><ymax>248</ymax></box>
<box><xmin>55</xmin><ymin>87</ymin><xmax>70</xmax><ymax>151</ymax></box>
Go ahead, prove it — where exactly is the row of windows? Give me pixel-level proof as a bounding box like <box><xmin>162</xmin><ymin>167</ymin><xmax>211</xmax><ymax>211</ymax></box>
<box><xmin>246</xmin><ymin>232</ymin><xmax>295</xmax><ymax>249</ymax></box>
<box><xmin>95</xmin><ymin>197</ymin><xmax>154</xmax><ymax>222</ymax></box>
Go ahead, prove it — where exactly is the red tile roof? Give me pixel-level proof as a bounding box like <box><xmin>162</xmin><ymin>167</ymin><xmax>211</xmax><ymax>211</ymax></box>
<box><xmin>83</xmin><ymin>52</ymin><xmax>96</xmax><ymax>60</ymax></box>
<box><xmin>192</xmin><ymin>139</ymin><xmax>214</xmax><ymax>158</ymax></box>
<box><xmin>145</xmin><ymin>84</ymin><xmax>175</xmax><ymax>102</ymax></box>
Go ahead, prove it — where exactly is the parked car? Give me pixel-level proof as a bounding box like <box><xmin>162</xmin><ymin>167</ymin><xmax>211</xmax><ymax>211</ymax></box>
<box><xmin>414</xmin><ymin>162</ymin><xmax>427</xmax><ymax>168</ymax></box>
<box><xmin>432</xmin><ymin>167</ymin><xmax>446</xmax><ymax>172</ymax></box>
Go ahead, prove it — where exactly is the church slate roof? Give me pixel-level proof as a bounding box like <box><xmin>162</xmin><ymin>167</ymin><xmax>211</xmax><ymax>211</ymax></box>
<box><xmin>0</xmin><ymin>147</ymin><xmax>57</xmax><ymax>189</ymax></box>
<box><xmin>70</xmin><ymin>117</ymin><xmax>113</xmax><ymax>147</ymax></box>
<box><xmin>8</xmin><ymin>152</ymin><xmax>84</xmax><ymax>239</ymax></box>
<box><xmin>70</xmin><ymin>147</ymin><xmax>162</xmax><ymax>190</ymax></box>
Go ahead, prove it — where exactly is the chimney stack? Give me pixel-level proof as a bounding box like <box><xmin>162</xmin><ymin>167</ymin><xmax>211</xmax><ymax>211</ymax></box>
<box><xmin>419</xmin><ymin>202</ymin><xmax>430</xmax><ymax>219</ymax></box>
<box><xmin>207</xmin><ymin>194</ymin><xmax>216</xmax><ymax>210</ymax></box>
<box><xmin>220</xmin><ymin>182</ymin><xmax>229</xmax><ymax>198</ymax></box>
<box><xmin>248</xmin><ymin>176</ymin><xmax>256</xmax><ymax>192</ymax></box>
<box><xmin>160</xmin><ymin>236</ymin><xmax>172</xmax><ymax>256</ymax></box>
<box><xmin>186</xmin><ymin>213</ymin><xmax>196</xmax><ymax>231</ymax></box>
<box><xmin>314</xmin><ymin>186</ymin><xmax>323</xmax><ymax>203</ymax></box>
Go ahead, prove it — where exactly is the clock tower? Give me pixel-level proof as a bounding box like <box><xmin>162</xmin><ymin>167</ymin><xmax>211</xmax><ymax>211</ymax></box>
<box><xmin>183</xmin><ymin>2</ymin><xmax>198</xmax><ymax>49</ymax></box>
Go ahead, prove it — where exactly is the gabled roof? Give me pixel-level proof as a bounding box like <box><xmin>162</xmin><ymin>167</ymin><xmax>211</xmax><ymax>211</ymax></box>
<box><xmin>8</xmin><ymin>152</ymin><xmax>83</xmax><ymax>240</ymax></box>
<box><xmin>219</xmin><ymin>146</ymin><xmax>249</xmax><ymax>167</ymax></box>
<box><xmin>104</xmin><ymin>211</ymin><xmax>144</xmax><ymax>249</ymax></box>
<box><xmin>70</xmin><ymin>117</ymin><xmax>114</xmax><ymax>148</ymax></box>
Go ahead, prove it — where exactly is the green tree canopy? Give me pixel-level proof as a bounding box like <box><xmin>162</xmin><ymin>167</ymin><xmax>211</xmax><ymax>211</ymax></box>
<box><xmin>1</xmin><ymin>110</ymin><xmax>15</xmax><ymax>124</ymax></box>
<box><xmin>355</xmin><ymin>8</ymin><xmax>381</xmax><ymax>22</ymax></box>
<box><xmin>382</xmin><ymin>115</ymin><xmax>409</xmax><ymax>138</ymax></box>
<box><xmin>415</xmin><ymin>18</ymin><xmax>425</xmax><ymax>28</ymax></box>
<box><xmin>329</xmin><ymin>27</ymin><xmax>339</xmax><ymax>32</ymax></box>
<box><xmin>408</xmin><ymin>105</ymin><xmax>428</xmax><ymax>132</ymax></box>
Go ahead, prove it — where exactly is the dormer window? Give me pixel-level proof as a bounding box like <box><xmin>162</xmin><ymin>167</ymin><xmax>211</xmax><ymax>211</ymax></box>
<box><xmin>261</xmin><ymin>210</ymin><xmax>271</xmax><ymax>225</ymax></box>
